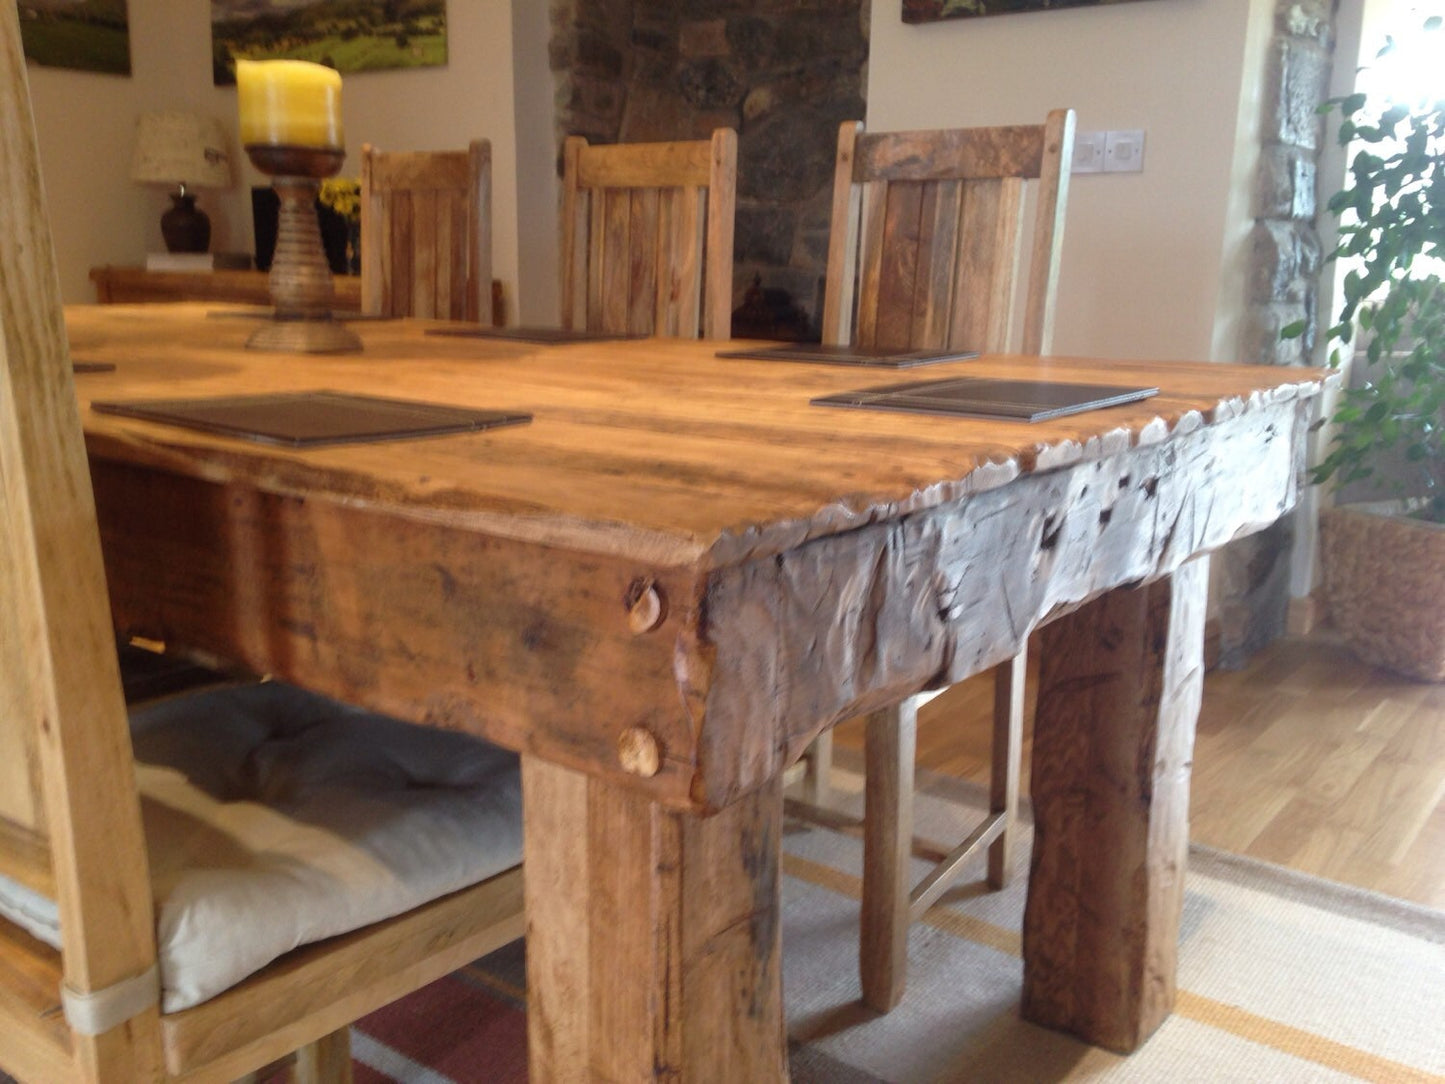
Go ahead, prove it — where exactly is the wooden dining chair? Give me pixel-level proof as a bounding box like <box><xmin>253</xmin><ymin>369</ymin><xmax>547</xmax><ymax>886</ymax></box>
<box><xmin>560</xmin><ymin>129</ymin><xmax>737</xmax><ymax>339</ymax></box>
<box><xmin>0</xmin><ymin>19</ymin><xmax>524</xmax><ymax>1082</ymax></box>
<box><xmin>360</xmin><ymin>139</ymin><xmax>493</xmax><ymax>322</ymax></box>
<box><xmin>807</xmin><ymin>109</ymin><xmax>1076</xmax><ymax>1012</ymax></box>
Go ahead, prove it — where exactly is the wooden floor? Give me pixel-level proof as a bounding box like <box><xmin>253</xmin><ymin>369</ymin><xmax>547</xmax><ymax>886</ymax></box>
<box><xmin>833</xmin><ymin>631</ymin><xmax>1445</xmax><ymax>909</ymax></box>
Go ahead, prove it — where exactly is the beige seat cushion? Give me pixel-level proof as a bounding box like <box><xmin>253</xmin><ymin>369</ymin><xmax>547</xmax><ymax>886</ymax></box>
<box><xmin>0</xmin><ymin>682</ymin><xmax>522</xmax><ymax>1012</ymax></box>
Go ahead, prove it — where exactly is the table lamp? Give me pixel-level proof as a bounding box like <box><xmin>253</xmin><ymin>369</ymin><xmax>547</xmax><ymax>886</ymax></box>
<box><xmin>130</xmin><ymin>112</ymin><xmax>234</xmax><ymax>253</ymax></box>
<box><xmin>236</xmin><ymin>58</ymin><xmax>361</xmax><ymax>354</ymax></box>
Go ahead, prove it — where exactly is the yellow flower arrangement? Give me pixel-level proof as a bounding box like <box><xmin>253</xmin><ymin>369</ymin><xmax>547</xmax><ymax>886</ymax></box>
<box><xmin>318</xmin><ymin>177</ymin><xmax>360</xmax><ymax>223</ymax></box>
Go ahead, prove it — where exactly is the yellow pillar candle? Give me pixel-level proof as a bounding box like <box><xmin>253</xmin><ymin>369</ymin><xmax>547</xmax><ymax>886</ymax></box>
<box><xmin>235</xmin><ymin>59</ymin><xmax>343</xmax><ymax>149</ymax></box>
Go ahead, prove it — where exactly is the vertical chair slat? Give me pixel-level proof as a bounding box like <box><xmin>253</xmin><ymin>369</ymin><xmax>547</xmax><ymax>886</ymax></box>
<box><xmin>950</xmin><ymin>177</ymin><xmax>1021</xmax><ymax>354</ymax></box>
<box><xmin>359</xmin><ymin>148</ymin><xmax>383</xmax><ymax>318</ymax></box>
<box><xmin>703</xmin><ymin>128</ymin><xmax>738</xmax><ymax>340</ymax></box>
<box><xmin>440</xmin><ymin>189</ymin><xmax>464</xmax><ymax>322</ymax></box>
<box><xmin>821</xmin><ymin>121</ymin><xmax>862</xmax><ymax>347</ymax></box>
<box><xmin>653</xmin><ymin>188</ymin><xmax>678</xmax><ymax>337</ymax></box>
<box><xmin>428</xmin><ymin>190</ymin><xmax>451</xmax><ymax>319</ymax></box>
<box><xmin>600</xmin><ymin>188</ymin><xmax>632</xmax><ymax>334</ymax></box>
<box><xmin>411</xmin><ymin>189</ymin><xmax>438</xmax><ymax>319</ymax></box>
<box><xmin>1022</xmin><ymin>108</ymin><xmax>1075</xmax><ymax>355</ymax></box>
<box><xmin>855</xmin><ymin>179</ymin><xmax>889</xmax><ymax>349</ymax></box>
<box><xmin>914</xmin><ymin>179</ymin><xmax>962</xmax><ymax>351</ymax></box>
<box><xmin>560</xmin><ymin>136</ymin><xmax>586</xmax><ymax>331</ymax></box>
<box><xmin>468</xmin><ymin>140</ymin><xmax>492</xmax><ymax>324</ymax></box>
<box><xmin>389</xmin><ymin>191</ymin><xmax>414</xmax><ymax>321</ymax></box>
<box><xmin>629</xmin><ymin>188</ymin><xmax>659</xmax><ymax>336</ymax></box>
<box><xmin>874</xmin><ymin>181</ymin><xmax>924</xmax><ymax>353</ymax></box>
<box><xmin>586</xmin><ymin>190</ymin><xmax>607</xmax><ymax>332</ymax></box>
<box><xmin>671</xmin><ymin>186</ymin><xmax>703</xmax><ymax>340</ymax></box>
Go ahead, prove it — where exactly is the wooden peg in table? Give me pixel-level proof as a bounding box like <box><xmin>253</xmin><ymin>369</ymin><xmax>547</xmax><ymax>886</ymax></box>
<box><xmin>625</xmin><ymin>577</ymin><xmax>666</xmax><ymax>634</ymax></box>
<box><xmin>617</xmin><ymin>727</ymin><xmax>662</xmax><ymax>777</ymax></box>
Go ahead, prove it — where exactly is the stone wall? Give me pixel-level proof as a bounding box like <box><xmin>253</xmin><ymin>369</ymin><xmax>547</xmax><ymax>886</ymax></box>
<box><xmin>1217</xmin><ymin>0</ymin><xmax>1336</xmax><ymax>668</ymax></box>
<box><xmin>1244</xmin><ymin>0</ymin><xmax>1334</xmax><ymax>369</ymax></box>
<box><xmin>550</xmin><ymin>0</ymin><xmax>869</xmax><ymax>338</ymax></box>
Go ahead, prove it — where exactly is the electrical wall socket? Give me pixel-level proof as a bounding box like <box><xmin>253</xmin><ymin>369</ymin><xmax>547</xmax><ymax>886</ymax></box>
<box><xmin>1104</xmin><ymin>129</ymin><xmax>1145</xmax><ymax>173</ymax></box>
<box><xmin>1072</xmin><ymin>131</ymin><xmax>1106</xmax><ymax>174</ymax></box>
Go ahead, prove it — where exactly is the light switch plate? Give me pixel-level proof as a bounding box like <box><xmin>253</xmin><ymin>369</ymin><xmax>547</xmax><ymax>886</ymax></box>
<box><xmin>1072</xmin><ymin>130</ymin><xmax>1106</xmax><ymax>174</ymax></box>
<box><xmin>1104</xmin><ymin>129</ymin><xmax>1145</xmax><ymax>173</ymax></box>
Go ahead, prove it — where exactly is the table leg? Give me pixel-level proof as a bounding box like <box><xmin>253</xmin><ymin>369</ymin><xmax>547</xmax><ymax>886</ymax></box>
<box><xmin>522</xmin><ymin>756</ymin><xmax>788</xmax><ymax>1082</ymax></box>
<box><xmin>1021</xmin><ymin>557</ymin><xmax>1208</xmax><ymax>1053</ymax></box>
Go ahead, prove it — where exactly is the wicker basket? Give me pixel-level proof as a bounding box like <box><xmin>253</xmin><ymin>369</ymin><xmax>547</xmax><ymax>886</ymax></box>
<box><xmin>1319</xmin><ymin>504</ymin><xmax>1445</xmax><ymax>682</ymax></box>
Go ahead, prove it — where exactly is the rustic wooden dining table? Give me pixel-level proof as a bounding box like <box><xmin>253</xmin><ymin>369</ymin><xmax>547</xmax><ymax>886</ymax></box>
<box><xmin>68</xmin><ymin>302</ymin><xmax>1328</xmax><ymax>1080</ymax></box>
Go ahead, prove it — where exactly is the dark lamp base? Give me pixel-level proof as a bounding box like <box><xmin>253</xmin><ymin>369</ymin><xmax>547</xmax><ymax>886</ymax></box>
<box><xmin>161</xmin><ymin>193</ymin><xmax>211</xmax><ymax>254</ymax></box>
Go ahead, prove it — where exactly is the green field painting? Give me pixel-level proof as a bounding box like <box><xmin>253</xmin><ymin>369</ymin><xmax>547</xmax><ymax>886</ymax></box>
<box><xmin>19</xmin><ymin>1</ymin><xmax>132</xmax><ymax>75</ymax></box>
<box><xmin>212</xmin><ymin>0</ymin><xmax>447</xmax><ymax>86</ymax></box>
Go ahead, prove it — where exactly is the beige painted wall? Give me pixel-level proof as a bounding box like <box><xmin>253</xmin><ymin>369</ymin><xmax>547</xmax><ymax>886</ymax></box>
<box><xmin>868</xmin><ymin>0</ymin><xmax>1274</xmax><ymax>363</ymax></box>
<box><xmin>26</xmin><ymin>0</ymin><xmax>536</xmax><ymax>313</ymax></box>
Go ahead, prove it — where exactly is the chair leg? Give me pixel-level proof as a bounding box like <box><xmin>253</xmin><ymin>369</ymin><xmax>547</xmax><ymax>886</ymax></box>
<box><xmin>860</xmin><ymin>697</ymin><xmax>918</xmax><ymax>1013</ymax></box>
<box><xmin>234</xmin><ymin>1053</ymin><xmax>294</xmax><ymax>1084</ymax></box>
<box><xmin>291</xmin><ymin>1027</ymin><xmax>353</xmax><ymax>1084</ymax></box>
<box><xmin>801</xmin><ymin>728</ymin><xmax>834</xmax><ymax>807</ymax></box>
<box><xmin>987</xmin><ymin>647</ymin><xmax>1027</xmax><ymax>889</ymax></box>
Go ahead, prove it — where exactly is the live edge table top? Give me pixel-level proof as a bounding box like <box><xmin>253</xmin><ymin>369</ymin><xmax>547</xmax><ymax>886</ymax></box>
<box><xmin>68</xmin><ymin>302</ymin><xmax>1330</xmax><ymax>813</ymax></box>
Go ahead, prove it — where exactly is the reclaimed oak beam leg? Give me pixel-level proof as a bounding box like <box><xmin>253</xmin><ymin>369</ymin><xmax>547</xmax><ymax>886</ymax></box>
<box><xmin>522</xmin><ymin>755</ymin><xmax>788</xmax><ymax>1083</ymax></box>
<box><xmin>1021</xmin><ymin>557</ymin><xmax>1208</xmax><ymax>1053</ymax></box>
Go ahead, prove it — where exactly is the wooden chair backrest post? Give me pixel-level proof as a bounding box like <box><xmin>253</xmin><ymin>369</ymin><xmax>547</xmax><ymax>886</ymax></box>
<box><xmin>0</xmin><ymin>5</ymin><xmax>162</xmax><ymax>1074</ymax></box>
<box><xmin>360</xmin><ymin>139</ymin><xmax>493</xmax><ymax>322</ymax></box>
<box><xmin>821</xmin><ymin>109</ymin><xmax>1075</xmax><ymax>356</ymax></box>
<box><xmin>560</xmin><ymin>129</ymin><xmax>737</xmax><ymax>340</ymax></box>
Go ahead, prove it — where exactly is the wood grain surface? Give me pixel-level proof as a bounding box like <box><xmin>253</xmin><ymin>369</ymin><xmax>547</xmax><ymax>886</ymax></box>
<box><xmin>71</xmin><ymin>304</ymin><xmax>1328</xmax><ymax>812</ymax></box>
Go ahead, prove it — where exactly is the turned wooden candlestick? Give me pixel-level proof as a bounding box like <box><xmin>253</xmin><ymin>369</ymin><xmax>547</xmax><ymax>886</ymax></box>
<box><xmin>244</xmin><ymin>143</ymin><xmax>361</xmax><ymax>354</ymax></box>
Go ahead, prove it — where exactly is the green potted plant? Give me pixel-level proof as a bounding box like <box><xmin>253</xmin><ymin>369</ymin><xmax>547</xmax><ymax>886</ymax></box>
<box><xmin>1290</xmin><ymin>37</ymin><xmax>1444</xmax><ymax>681</ymax></box>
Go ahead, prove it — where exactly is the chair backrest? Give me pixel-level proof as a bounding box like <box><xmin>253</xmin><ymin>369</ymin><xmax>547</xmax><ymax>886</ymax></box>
<box><xmin>821</xmin><ymin>109</ymin><xmax>1075</xmax><ymax>356</ymax></box>
<box><xmin>560</xmin><ymin>129</ymin><xmax>737</xmax><ymax>340</ymax></box>
<box><xmin>360</xmin><ymin>139</ymin><xmax>493</xmax><ymax>322</ymax></box>
<box><xmin>0</xmin><ymin>6</ymin><xmax>163</xmax><ymax>1070</ymax></box>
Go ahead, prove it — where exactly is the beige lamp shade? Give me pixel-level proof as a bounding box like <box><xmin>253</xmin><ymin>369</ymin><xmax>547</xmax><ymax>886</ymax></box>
<box><xmin>131</xmin><ymin>112</ymin><xmax>234</xmax><ymax>253</ymax></box>
<box><xmin>130</xmin><ymin>112</ymin><xmax>234</xmax><ymax>188</ymax></box>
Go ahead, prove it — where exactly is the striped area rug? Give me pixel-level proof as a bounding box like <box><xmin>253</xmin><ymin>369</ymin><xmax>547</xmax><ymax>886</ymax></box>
<box><xmin>350</xmin><ymin>770</ymin><xmax>1445</xmax><ymax>1083</ymax></box>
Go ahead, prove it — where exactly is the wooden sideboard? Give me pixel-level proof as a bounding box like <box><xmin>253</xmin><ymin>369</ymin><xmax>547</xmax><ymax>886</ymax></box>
<box><xmin>89</xmin><ymin>266</ymin><xmax>362</xmax><ymax>312</ymax></box>
<box><xmin>87</xmin><ymin>266</ymin><xmax>507</xmax><ymax>323</ymax></box>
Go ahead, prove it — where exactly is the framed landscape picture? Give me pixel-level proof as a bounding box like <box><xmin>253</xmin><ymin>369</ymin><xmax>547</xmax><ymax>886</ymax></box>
<box><xmin>211</xmin><ymin>0</ymin><xmax>448</xmax><ymax>86</ymax></box>
<box><xmin>905</xmin><ymin>0</ymin><xmax>1158</xmax><ymax>21</ymax></box>
<box><xmin>18</xmin><ymin>1</ymin><xmax>132</xmax><ymax>75</ymax></box>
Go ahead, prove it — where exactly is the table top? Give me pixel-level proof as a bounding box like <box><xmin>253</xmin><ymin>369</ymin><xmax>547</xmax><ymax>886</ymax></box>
<box><xmin>72</xmin><ymin>302</ymin><xmax>1334</xmax><ymax>807</ymax></box>
<box><xmin>69</xmin><ymin>303</ymin><xmax>1330</xmax><ymax>574</ymax></box>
